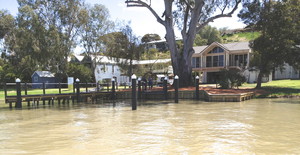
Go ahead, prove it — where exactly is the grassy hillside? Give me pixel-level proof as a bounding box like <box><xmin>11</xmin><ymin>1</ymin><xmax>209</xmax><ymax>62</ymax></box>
<box><xmin>222</xmin><ymin>31</ymin><xmax>261</xmax><ymax>43</ymax></box>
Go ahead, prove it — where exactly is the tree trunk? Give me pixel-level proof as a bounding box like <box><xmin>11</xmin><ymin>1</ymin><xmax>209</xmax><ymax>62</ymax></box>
<box><xmin>256</xmin><ymin>71</ymin><xmax>263</xmax><ymax>89</ymax></box>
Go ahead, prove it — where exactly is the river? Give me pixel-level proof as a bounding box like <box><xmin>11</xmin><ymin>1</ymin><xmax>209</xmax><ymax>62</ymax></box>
<box><xmin>0</xmin><ymin>98</ymin><xmax>300</xmax><ymax>154</ymax></box>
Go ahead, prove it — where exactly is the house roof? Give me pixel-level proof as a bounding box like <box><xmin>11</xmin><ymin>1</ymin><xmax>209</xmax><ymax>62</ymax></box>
<box><xmin>32</xmin><ymin>71</ymin><xmax>55</xmax><ymax>78</ymax></box>
<box><xmin>193</xmin><ymin>42</ymin><xmax>250</xmax><ymax>54</ymax></box>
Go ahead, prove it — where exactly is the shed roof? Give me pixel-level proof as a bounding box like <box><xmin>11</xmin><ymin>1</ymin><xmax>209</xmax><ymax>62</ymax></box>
<box><xmin>32</xmin><ymin>71</ymin><xmax>55</xmax><ymax>78</ymax></box>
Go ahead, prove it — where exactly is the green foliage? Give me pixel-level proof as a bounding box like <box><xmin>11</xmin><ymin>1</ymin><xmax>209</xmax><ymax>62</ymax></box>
<box><xmin>67</xmin><ymin>63</ymin><xmax>93</xmax><ymax>82</ymax></box>
<box><xmin>141</xmin><ymin>33</ymin><xmax>161</xmax><ymax>43</ymax></box>
<box><xmin>102</xmin><ymin>24</ymin><xmax>143</xmax><ymax>77</ymax></box>
<box><xmin>218</xmin><ymin>68</ymin><xmax>246</xmax><ymax>89</ymax></box>
<box><xmin>194</xmin><ymin>25</ymin><xmax>222</xmax><ymax>46</ymax></box>
<box><xmin>0</xmin><ymin>10</ymin><xmax>14</xmax><ymax>39</ymax></box>
<box><xmin>141</xmin><ymin>48</ymin><xmax>170</xmax><ymax>60</ymax></box>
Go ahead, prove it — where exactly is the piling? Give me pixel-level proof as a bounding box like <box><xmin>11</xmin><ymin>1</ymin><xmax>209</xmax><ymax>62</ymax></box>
<box><xmin>131</xmin><ymin>74</ymin><xmax>137</xmax><ymax>110</ymax></box>
<box><xmin>195</xmin><ymin>76</ymin><xmax>200</xmax><ymax>100</ymax></box>
<box><xmin>15</xmin><ymin>78</ymin><xmax>22</xmax><ymax>109</ymax></box>
<box><xmin>43</xmin><ymin>82</ymin><xmax>46</xmax><ymax>105</ymax></box>
<box><xmin>163</xmin><ymin>76</ymin><xmax>168</xmax><ymax>100</ymax></box>
<box><xmin>138</xmin><ymin>77</ymin><xmax>141</xmax><ymax>100</ymax></box>
<box><xmin>174</xmin><ymin>75</ymin><xmax>179</xmax><ymax>103</ymax></box>
<box><xmin>76</xmin><ymin>78</ymin><xmax>80</xmax><ymax>103</ymax></box>
<box><xmin>112</xmin><ymin>78</ymin><xmax>116</xmax><ymax>100</ymax></box>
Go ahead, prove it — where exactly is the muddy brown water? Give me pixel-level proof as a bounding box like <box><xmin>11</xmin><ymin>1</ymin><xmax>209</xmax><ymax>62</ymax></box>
<box><xmin>0</xmin><ymin>98</ymin><xmax>300</xmax><ymax>154</ymax></box>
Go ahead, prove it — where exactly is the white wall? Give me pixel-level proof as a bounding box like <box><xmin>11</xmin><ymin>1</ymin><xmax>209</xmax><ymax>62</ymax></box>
<box><xmin>274</xmin><ymin>64</ymin><xmax>299</xmax><ymax>79</ymax></box>
<box><xmin>94</xmin><ymin>64</ymin><xmax>129</xmax><ymax>84</ymax></box>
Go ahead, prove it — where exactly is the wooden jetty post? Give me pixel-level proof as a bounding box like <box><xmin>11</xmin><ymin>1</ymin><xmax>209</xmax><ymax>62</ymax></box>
<box><xmin>76</xmin><ymin>78</ymin><xmax>80</xmax><ymax>103</ymax></box>
<box><xmin>43</xmin><ymin>82</ymin><xmax>46</xmax><ymax>105</ymax></box>
<box><xmin>138</xmin><ymin>77</ymin><xmax>141</xmax><ymax>100</ymax></box>
<box><xmin>16</xmin><ymin>78</ymin><xmax>22</xmax><ymax>109</ymax></box>
<box><xmin>174</xmin><ymin>75</ymin><xmax>179</xmax><ymax>103</ymax></box>
<box><xmin>24</xmin><ymin>83</ymin><xmax>30</xmax><ymax>106</ymax></box>
<box><xmin>195</xmin><ymin>76</ymin><xmax>200</xmax><ymax>100</ymax></box>
<box><xmin>112</xmin><ymin>78</ymin><xmax>116</xmax><ymax>100</ymax></box>
<box><xmin>131</xmin><ymin>74</ymin><xmax>137</xmax><ymax>110</ymax></box>
<box><xmin>163</xmin><ymin>76</ymin><xmax>168</xmax><ymax>100</ymax></box>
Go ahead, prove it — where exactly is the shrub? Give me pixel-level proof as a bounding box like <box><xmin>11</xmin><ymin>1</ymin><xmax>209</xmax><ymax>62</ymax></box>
<box><xmin>218</xmin><ymin>68</ymin><xmax>246</xmax><ymax>89</ymax></box>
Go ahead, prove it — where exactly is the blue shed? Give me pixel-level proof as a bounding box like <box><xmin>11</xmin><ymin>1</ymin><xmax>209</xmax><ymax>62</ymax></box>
<box><xmin>31</xmin><ymin>71</ymin><xmax>58</xmax><ymax>88</ymax></box>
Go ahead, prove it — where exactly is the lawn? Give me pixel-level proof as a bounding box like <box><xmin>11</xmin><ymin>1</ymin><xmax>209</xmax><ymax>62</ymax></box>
<box><xmin>242</xmin><ymin>79</ymin><xmax>300</xmax><ymax>98</ymax></box>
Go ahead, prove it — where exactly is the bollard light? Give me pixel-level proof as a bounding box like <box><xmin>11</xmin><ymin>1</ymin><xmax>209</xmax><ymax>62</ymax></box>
<box><xmin>112</xmin><ymin>78</ymin><xmax>115</xmax><ymax>82</ymax></box>
<box><xmin>16</xmin><ymin>78</ymin><xmax>21</xmax><ymax>83</ymax></box>
<box><xmin>175</xmin><ymin>75</ymin><xmax>179</xmax><ymax>79</ymax></box>
<box><xmin>138</xmin><ymin>77</ymin><xmax>141</xmax><ymax>81</ymax></box>
<box><xmin>131</xmin><ymin>74</ymin><xmax>137</xmax><ymax>80</ymax></box>
<box><xmin>76</xmin><ymin>78</ymin><xmax>80</xmax><ymax>82</ymax></box>
<box><xmin>196</xmin><ymin>76</ymin><xmax>199</xmax><ymax>79</ymax></box>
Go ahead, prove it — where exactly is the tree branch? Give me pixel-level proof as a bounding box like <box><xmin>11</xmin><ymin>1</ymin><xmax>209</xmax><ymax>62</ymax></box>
<box><xmin>181</xmin><ymin>6</ymin><xmax>190</xmax><ymax>39</ymax></box>
<box><xmin>125</xmin><ymin>0</ymin><xmax>165</xmax><ymax>25</ymax></box>
<box><xmin>196</xmin><ymin>0</ymin><xmax>241</xmax><ymax>32</ymax></box>
<box><xmin>183</xmin><ymin>0</ymin><xmax>194</xmax><ymax>10</ymax></box>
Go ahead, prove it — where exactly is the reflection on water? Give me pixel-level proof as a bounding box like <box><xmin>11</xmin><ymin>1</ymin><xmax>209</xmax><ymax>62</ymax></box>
<box><xmin>0</xmin><ymin>98</ymin><xmax>300</xmax><ymax>154</ymax></box>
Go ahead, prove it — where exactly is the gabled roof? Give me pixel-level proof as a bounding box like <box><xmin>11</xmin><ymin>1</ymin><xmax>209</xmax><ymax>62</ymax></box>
<box><xmin>193</xmin><ymin>42</ymin><xmax>250</xmax><ymax>54</ymax></box>
<box><xmin>32</xmin><ymin>71</ymin><xmax>55</xmax><ymax>78</ymax></box>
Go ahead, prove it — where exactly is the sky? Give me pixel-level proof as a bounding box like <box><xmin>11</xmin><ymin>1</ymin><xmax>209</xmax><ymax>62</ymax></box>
<box><xmin>0</xmin><ymin>0</ymin><xmax>246</xmax><ymax>39</ymax></box>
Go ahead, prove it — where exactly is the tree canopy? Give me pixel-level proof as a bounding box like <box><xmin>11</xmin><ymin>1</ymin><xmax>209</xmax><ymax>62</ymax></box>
<box><xmin>141</xmin><ymin>33</ymin><xmax>161</xmax><ymax>43</ymax></box>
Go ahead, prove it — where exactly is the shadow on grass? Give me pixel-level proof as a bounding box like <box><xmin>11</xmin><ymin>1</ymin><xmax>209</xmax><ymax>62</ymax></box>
<box><xmin>256</xmin><ymin>86</ymin><xmax>300</xmax><ymax>98</ymax></box>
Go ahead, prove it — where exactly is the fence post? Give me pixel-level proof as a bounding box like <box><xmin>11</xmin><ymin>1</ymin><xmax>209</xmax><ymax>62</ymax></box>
<box><xmin>138</xmin><ymin>77</ymin><xmax>142</xmax><ymax>100</ymax></box>
<box><xmin>76</xmin><ymin>78</ymin><xmax>80</xmax><ymax>103</ymax></box>
<box><xmin>163</xmin><ymin>76</ymin><xmax>168</xmax><ymax>100</ymax></box>
<box><xmin>131</xmin><ymin>74</ymin><xmax>137</xmax><ymax>110</ymax></box>
<box><xmin>174</xmin><ymin>75</ymin><xmax>179</xmax><ymax>103</ymax></box>
<box><xmin>112</xmin><ymin>78</ymin><xmax>116</xmax><ymax>100</ymax></box>
<box><xmin>16</xmin><ymin>78</ymin><xmax>22</xmax><ymax>109</ymax></box>
<box><xmin>195</xmin><ymin>76</ymin><xmax>200</xmax><ymax>100</ymax></box>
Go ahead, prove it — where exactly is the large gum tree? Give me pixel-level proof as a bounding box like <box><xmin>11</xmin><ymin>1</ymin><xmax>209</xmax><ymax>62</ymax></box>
<box><xmin>125</xmin><ymin>0</ymin><xmax>241</xmax><ymax>86</ymax></box>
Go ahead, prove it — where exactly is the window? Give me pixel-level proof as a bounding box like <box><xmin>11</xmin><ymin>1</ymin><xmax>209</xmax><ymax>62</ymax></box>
<box><xmin>206</xmin><ymin>56</ymin><xmax>212</xmax><ymax>67</ymax></box>
<box><xmin>34</xmin><ymin>76</ymin><xmax>38</xmax><ymax>82</ymax></box>
<box><xmin>232</xmin><ymin>54</ymin><xmax>248</xmax><ymax>67</ymax></box>
<box><xmin>206</xmin><ymin>55</ymin><xmax>224</xmax><ymax>67</ymax></box>
<box><xmin>208</xmin><ymin>47</ymin><xmax>224</xmax><ymax>54</ymax></box>
<box><xmin>192</xmin><ymin>57</ymin><xmax>201</xmax><ymax>68</ymax></box>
